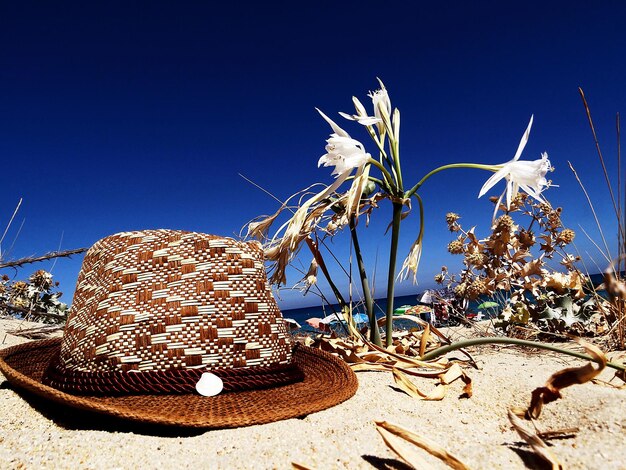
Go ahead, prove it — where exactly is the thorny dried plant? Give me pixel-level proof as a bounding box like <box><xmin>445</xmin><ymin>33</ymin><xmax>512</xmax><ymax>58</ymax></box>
<box><xmin>0</xmin><ymin>270</ymin><xmax>68</xmax><ymax>324</ymax></box>
<box><xmin>0</xmin><ymin>199</ymin><xmax>82</xmax><ymax>325</ymax></box>
<box><xmin>438</xmin><ymin>196</ymin><xmax>618</xmax><ymax>342</ymax></box>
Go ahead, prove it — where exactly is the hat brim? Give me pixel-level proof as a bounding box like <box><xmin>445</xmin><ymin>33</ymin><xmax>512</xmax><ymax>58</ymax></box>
<box><xmin>0</xmin><ymin>338</ymin><xmax>358</xmax><ymax>429</ymax></box>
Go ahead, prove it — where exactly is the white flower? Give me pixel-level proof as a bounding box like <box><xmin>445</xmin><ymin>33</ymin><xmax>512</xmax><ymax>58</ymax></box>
<box><xmin>369</xmin><ymin>85</ymin><xmax>391</xmax><ymax>123</ymax></box>
<box><xmin>316</xmin><ymin>108</ymin><xmax>371</xmax><ymax>178</ymax></box>
<box><xmin>338</xmin><ymin>79</ymin><xmax>392</xmax><ymax>132</ymax></box>
<box><xmin>478</xmin><ymin>116</ymin><xmax>552</xmax><ymax>208</ymax></box>
<box><xmin>319</xmin><ymin>135</ymin><xmax>371</xmax><ymax>177</ymax></box>
<box><xmin>339</xmin><ymin>96</ymin><xmax>382</xmax><ymax>126</ymax></box>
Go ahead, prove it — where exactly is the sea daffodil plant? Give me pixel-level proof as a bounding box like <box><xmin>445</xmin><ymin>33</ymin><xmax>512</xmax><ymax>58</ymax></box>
<box><xmin>248</xmin><ymin>80</ymin><xmax>553</xmax><ymax>346</ymax></box>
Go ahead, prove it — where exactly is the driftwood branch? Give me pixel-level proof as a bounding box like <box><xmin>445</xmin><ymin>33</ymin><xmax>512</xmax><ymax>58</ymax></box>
<box><xmin>0</xmin><ymin>247</ymin><xmax>88</xmax><ymax>269</ymax></box>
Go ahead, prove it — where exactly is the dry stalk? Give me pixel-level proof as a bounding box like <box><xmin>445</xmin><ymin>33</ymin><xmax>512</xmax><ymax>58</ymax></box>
<box><xmin>578</xmin><ymin>88</ymin><xmax>622</xmax><ymax>233</ymax></box>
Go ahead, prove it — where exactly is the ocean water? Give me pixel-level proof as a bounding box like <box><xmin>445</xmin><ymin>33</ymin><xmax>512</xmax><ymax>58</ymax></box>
<box><xmin>281</xmin><ymin>293</ymin><xmax>465</xmax><ymax>333</ymax></box>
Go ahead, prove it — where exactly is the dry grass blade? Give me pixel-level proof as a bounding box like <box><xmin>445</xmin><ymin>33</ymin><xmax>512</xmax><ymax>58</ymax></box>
<box><xmin>507</xmin><ymin>410</ymin><xmax>563</xmax><ymax>470</ymax></box>
<box><xmin>578</xmin><ymin>87</ymin><xmax>621</xmax><ymax>230</ymax></box>
<box><xmin>0</xmin><ymin>198</ymin><xmax>22</xmax><ymax>253</ymax></box>
<box><xmin>375</xmin><ymin>421</ymin><xmax>472</xmax><ymax>470</ymax></box>
<box><xmin>392</xmin><ymin>367</ymin><xmax>447</xmax><ymax>400</ymax></box>
<box><xmin>527</xmin><ymin>340</ymin><xmax>607</xmax><ymax>419</ymax></box>
<box><xmin>568</xmin><ymin>161</ymin><xmax>612</xmax><ymax>264</ymax></box>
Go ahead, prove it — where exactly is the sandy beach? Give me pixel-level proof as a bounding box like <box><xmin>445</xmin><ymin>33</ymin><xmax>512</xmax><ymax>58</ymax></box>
<box><xmin>1</xmin><ymin>317</ymin><xmax>624</xmax><ymax>469</ymax></box>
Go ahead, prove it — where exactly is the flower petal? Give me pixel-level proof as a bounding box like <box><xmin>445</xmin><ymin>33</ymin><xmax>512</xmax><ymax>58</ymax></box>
<box><xmin>338</xmin><ymin>111</ymin><xmax>357</xmax><ymax>121</ymax></box>
<box><xmin>316</xmin><ymin>108</ymin><xmax>350</xmax><ymax>137</ymax></box>
<box><xmin>512</xmin><ymin>115</ymin><xmax>533</xmax><ymax>161</ymax></box>
<box><xmin>478</xmin><ymin>166</ymin><xmax>508</xmax><ymax>198</ymax></box>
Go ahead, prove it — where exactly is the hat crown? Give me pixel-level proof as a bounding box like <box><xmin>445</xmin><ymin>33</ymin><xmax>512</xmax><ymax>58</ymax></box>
<box><xmin>60</xmin><ymin>230</ymin><xmax>291</xmax><ymax>373</ymax></box>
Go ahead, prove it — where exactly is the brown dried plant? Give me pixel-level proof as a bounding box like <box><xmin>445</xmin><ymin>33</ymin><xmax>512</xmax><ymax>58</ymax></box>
<box><xmin>1</xmin><ymin>199</ymin><xmax>83</xmax><ymax>325</ymax></box>
<box><xmin>439</xmin><ymin>196</ymin><xmax>614</xmax><ymax>340</ymax></box>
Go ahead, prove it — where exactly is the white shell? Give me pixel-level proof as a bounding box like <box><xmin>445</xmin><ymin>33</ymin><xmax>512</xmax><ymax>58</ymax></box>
<box><xmin>195</xmin><ymin>372</ymin><xmax>224</xmax><ymax>396</ymax></box>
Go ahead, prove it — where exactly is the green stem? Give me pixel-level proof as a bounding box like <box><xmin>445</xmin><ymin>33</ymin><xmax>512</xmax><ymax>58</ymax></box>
<box><xmin>405</xmin><ymin>163</ymin><xmax>497</xmax><ymax>199</ymax></box>
<box><xmin>389</xmin><ymin>130</ymin><xmax>402</xmax><ymax>192</ymax></box>
<box><xmin>420</xmin><ymin>337</ymin><xmax>626</xmax><ymax>372</ymax></box>
<box><xmin>368</xmin><ymin>158</ymin><xmax>396</xmax><ymax>190</ymax></box>
<box><xmin>349</xmin><ymin>216</ymin><xmax>382</xmax><ymax>346</ymax></box>
<box><xmin>385</xmin><ymin>202</ymin><xmax>403</xmax><ymax>346</ymax></box>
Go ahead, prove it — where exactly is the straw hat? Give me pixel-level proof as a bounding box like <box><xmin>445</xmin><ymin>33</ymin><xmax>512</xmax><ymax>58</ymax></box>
<box><xmin>0</xmin><ymin>230</ymin><xmax>357</xmax><ymax>428</ymax></box>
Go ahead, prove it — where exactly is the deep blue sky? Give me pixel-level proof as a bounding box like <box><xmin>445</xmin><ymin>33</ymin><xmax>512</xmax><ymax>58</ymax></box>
<box><xmin>1</xmin><ymin>1</ymin><xmax>624</xmax><ymax>309</ymax></box>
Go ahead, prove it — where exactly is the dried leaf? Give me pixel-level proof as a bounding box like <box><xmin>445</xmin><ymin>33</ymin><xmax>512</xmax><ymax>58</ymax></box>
<box><xmin>507</xmin><ymin>410</ymin><xmax>563</xmax><ymax>470</ymax></box>
<box><xmin>359</xmin><ymin>352</ymin><xmax>390</xmax><ymax>363</ymax></box>
<box><xmin>438</xmin><ymin>363</ymin><xmax>473</xmax><ymax>398</ymax></box>
<box><xmin>395</xmin><ymin>366</ymin><xmax>451</xmax><ymax>379</ymax></box>
<box><xmin>439</xmin><ymin>363</ymin><xmax>463</xmax><ymax>384</ymax></box>
<box><xmin>376</xmin><ymin>425</ymin><xmax>432</xmax><ymax>469</ymax></box>
<box><xmin>392</xmin><ymin>368</ymin><xmax>448</xmax><ymax>400</ymax></box>
<box><xmin>419</xmin><ymin>323</ymin><xmax>431</xmax><ymax>357</ymax></box>
<box><xmin>365</xmin><ymin>335</ymin><xmax>448</xmax><ymax>369</ymax></box>
<box><xmin>375</xmin><ymin>421</ymin><xmax>471</xmax><ymax>470</ymax></box>
<box><xmin>537</xmin><ymin>428</ymin><xmax>579</xmax><ymax>440</ymax></box>
<box><xmin>461</xmin><ymin>376</ymin><xmax>473</xmax><ymax>399</ymax></box>
<box><xmin>527</xmin><ymin>341</ymin><xmax>607</xmax><ymax>419</ymax></box>
<box><xmin>291</xmin><ymin>462</ymin><xmax>314</xmax><ymax>470</ymax></box>
<box><xmin>511</xmin><ymin>250</ymin><xmax>531</xmax><ymax>262</ymax></box>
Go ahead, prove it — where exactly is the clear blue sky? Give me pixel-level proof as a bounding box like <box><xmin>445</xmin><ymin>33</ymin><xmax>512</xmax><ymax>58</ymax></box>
<box><xmin>1</xmin><ymin>1</ymin><xmax>624</xmax><ymax>309</ymax></box>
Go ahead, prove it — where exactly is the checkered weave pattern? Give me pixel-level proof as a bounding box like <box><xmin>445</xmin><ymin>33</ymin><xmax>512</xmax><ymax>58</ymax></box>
<box><xmin>58</xmin><ymin>230</ymin><xmax>292</xmax><ymax>374</ymax></box>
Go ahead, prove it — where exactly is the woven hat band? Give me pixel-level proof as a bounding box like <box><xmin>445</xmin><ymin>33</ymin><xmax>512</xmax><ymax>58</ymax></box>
<box><xmin>42</xmin><ymin>352</ymin><xmax>305</xmax><ymax>396</ymax></box>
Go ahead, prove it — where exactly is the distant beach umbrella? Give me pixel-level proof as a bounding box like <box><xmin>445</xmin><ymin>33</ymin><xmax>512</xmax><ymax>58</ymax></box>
<box><xmin>306</xmin><ymin>313</ymin><xmax>368</xmax><ymax>331</ymax></box>
<box><xmin>420</xmin><ymin>291</ymin><xmax>433</xmax><ymax>304</ymax></box>
<box><xmin>283</xmin><ymin>318</ymin><xmax>301</xmax><ymax>331</ymax></box>
<box><xmin>306</xmin><ymin>317</ymin><xmax>331</xmax><ymax>332</ymax></box>
<box><xmin>476</xmin><ymin>301</ymin><xmax>499</xmax><ymax>310</ymax></box>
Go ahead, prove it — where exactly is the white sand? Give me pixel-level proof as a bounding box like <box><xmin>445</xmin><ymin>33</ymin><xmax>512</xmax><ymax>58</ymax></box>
<box><xmin>1</xmin><ymin>318</ymin><xmax>624</xmax><ymax>469</ymax></box>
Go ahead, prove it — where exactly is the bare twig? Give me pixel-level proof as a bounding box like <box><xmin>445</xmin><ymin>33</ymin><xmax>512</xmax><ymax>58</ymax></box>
<box><xmin>0</xmin><ymin>247</ymin><xmax>88</xmax><ymax>269</ymax></box>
